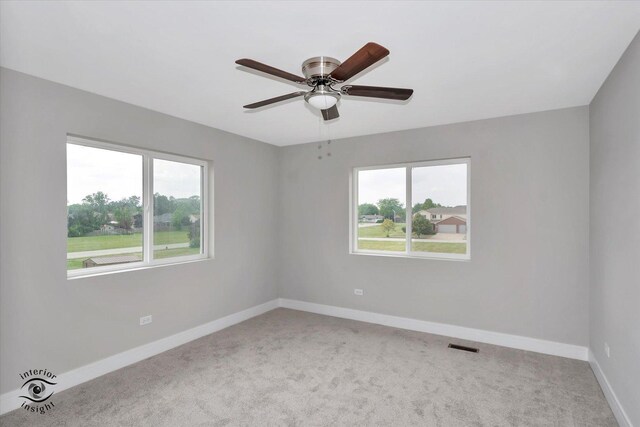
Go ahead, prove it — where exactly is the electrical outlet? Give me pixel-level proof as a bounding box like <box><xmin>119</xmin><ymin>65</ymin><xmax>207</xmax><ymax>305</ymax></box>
<box><xmin>354</xmin><ymin>288</ymin><xmax>364</xmax><ymax>296</ymax></box>
<box><xmin>140</xmin><ymin>315</ymin><xmax>152</xmax><ymax>326</ymax></box>
<box><xmin>604</xmin><ymin>343</ymin><xmax>610</xmax><ymax>358</ymax></box>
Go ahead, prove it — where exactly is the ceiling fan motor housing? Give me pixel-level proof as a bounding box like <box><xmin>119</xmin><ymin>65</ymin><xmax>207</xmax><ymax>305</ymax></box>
<box><xmin>302</xmin><ymin>56</ymin><xmax>341</xmax><ymax>79</ymax></box>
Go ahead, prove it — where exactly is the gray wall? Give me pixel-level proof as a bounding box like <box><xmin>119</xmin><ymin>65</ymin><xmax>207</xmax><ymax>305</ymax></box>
<box><xmin>0</xmin><ymin>68</ymin><xmax>280</xmax><ymax>394</ymax></box>
<box><xmin>278</xmin><ymin>107</ymin><xmax>590</xmax><ymax>347</ymax></box>
<box><xmin>589</xmin><ymin>32</ymin><xmax>640</xmax><ymax>424</ymax></box>
<box><xmin>3</xmin><ymin>60</ymin><xmax>627</xmax><ymax>408</ymax></box>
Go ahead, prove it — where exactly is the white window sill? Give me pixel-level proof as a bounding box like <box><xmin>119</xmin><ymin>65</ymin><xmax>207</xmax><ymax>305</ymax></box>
<box><xmin>67</xmin><ymin>255</ymin><xmax>212</xmax><ymax>280</ymax></box>
<box><xmin>350</xmin><ymin>250</ymin><xmax>470</xmax><ymax>262</ymax></box>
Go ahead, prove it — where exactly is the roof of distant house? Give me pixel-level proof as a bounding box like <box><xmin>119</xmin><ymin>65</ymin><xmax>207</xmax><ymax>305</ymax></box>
<box><xmin>423</xmin><ymin>206</ymin><xmax>467</xmax><ymax>215</ymax></box>
<box><xmin>154</xmin><ymin>213</ymin><xmax>173</xmax><ymax>222</ymax></box>
<box><xmin>85</xmin><ymin>255</ymin><xmax>141</xmax><ymax>265</ymax></box>
<box><xmin>434</xmin><ymin>215</ymin><xmax>467</xmax><ymax>225</ymax></box>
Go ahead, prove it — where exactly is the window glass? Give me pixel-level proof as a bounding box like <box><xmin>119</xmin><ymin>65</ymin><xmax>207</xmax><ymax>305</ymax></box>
<box><xmin>356</xmin><ymin>167</ymin><xmax>406</xmax><ymax>253</ymax></box>
<box><xmin>411</xmin><ymin>164</ymin><xmax>468</xmax><ymax>255</ymax></box>
<box><xmin>67</xmin><ymin>138</ymin><xmax>208</xmax><ymax>276</ymax></box>
<box><xmin>153</xmin><ymin>159</ymin><xmax>203</xmax><ymax>260</ymax></box>
<box><xmin>67</xmin><ymin>144</ymin><xmax>143</xmax><ymax>271</ymax></box>
<box><xmin>353</xmin><ymin>159</ymin><xmax>469</xmax><ymax>260</ymax></box>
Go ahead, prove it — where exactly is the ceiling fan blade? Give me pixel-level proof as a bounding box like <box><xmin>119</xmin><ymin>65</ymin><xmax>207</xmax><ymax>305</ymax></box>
<box><xmin>321</xmin><ymin>105</ymin><xmax>339</xmax><ymax>121</ymax></box>
<box><xmin>243</xmin><ymin>91</ymin><xmax>307</xmax><ymax>109</ymax></box>
<box><xmin>341</xmin><ymin>85</ymin><xmax>413</xmax><ymax>101</ymax></box>
<box><xmin>236</xmin><ymin>59</ymin><xmax>306</xmax><ymax>84</ymax></box>
<box><xmin>329</xmin><ymin>42</ymin><xmax>390</xmax><ymax>82</ymax></box>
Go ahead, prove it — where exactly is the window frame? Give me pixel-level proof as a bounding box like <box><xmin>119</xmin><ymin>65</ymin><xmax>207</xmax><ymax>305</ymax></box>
<box><xmin>350</xmin><ymin>157</ymin><xmax>470</xmax><ymax>261</ymax></box>
<box><xmin>66</xmin><ymin>136</ymin><xmax>210</xmax><ymax>278</ymax></box>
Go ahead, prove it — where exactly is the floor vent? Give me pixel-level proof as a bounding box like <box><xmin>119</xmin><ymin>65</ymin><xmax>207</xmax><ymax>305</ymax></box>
<box><xmin>448</xmin><ymin>343</ymin><xmax>479</xmax><ymax>353</ymax></box>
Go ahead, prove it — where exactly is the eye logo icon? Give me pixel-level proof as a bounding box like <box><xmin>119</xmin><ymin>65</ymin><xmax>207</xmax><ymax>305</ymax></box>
<box><xmin>18</xmin><ymin>369</ymin><xmax>58</xmax><ymax>414</ymax></box>
<box><xmin>21</xmin><ymin>378</ymin><xmax>56</xmax><ymax>403</ymax></box>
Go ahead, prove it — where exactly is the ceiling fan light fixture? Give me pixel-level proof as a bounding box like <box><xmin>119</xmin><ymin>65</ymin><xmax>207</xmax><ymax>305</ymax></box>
<box><xmin>305</xmin><ymin>90</ymin><xmax>340</xmax><ymax>110</ymax></box>
<box><xmin>237</xmin><ymin>42</ymin><xmax>413</xmax><ymax>120</ymax></box>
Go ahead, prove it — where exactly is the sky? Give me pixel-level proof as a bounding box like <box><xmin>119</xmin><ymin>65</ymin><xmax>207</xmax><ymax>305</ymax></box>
<box><xmin>358</xmin><ymin>163</ymin><xmax>467</xmax><ymax>207</ymax></box>
<box><xmin>67</xmin><ymin>143</ymin><xmax>463</xmax><ymax>207</ymax></box>
<box><xmin>66</xmin><ymin>144</ymin><xmax>201</xmax><ymax>205</ymax></box>
<box><xmin>154</xmin><ymin>158</ymin><xmax>201</xmax><ymax>199</ymax></box>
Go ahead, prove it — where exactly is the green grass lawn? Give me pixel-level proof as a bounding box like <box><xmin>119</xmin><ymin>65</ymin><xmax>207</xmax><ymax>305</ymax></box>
<box><xmin>357</xmin><ymin>223</ymin><xmax>466</xmax><ymax>254</ymax></box>
<box><xmin>67</xmin><ymin>247</ymin><xmax>201</xmax><ymax>270</ymax></box>
<box><xmin>155</xmin><ymin>230</ymin><xmax>190</xmax><ymax>245</ymax></box>
<box><xmin>357</xmin><ymin>240</ymin><xmax>405</xmax><ymax>251</ymax></box>
<box><xmin>154</xmin><ymin>247</ymin><xmax>200</xmax><ymax>259</ymax></box>
<box><xmin>67</xmin><ymin>230</ymin><xmax>190</xmax><ymax>252</ymax></box>
<box><xmin>412</xmin><ymin>242</ymin><xmax>466</xmax><ymax>254</ymax></box>
<box><xmin>357</xmin><ymin>239</ymin><xmax>466</xmax><ymax>254</ymax></box>
<box><xmin>67</xmin><ymin>258</ymin><xmax>86</xmax><ymax>270</ymax></box>
<box><xmin>357</xmin><ymin>223</ymin><xmax>406</xmax><ymax>238</ymax></box>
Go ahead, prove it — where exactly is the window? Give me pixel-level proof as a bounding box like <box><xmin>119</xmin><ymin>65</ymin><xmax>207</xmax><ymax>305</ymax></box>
<box><xmin>355</xmin><ymin>167</ymin><xmax>406</xmax><ymax>253</ymax></box>
<box><xmin>352</xmin><ymin>158</ymin><xmax>469</xmax><ymax>260</ymax></box>
<box><xmin>153</xmin><ymin>159</ymin><xmax>203</xmax><ymax>261</ymax></box>
<box><xmin>67</xmin><ymin>136</ymin><xmax>208</xmax><ymax>277</ymax></box>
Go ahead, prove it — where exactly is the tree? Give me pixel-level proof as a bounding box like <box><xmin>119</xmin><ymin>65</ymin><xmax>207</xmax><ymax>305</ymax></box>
<box><xmin>172</xmin><ymin>208</ymin><xmax>188</xmax><ymax>230</ymax></box>
<box><xmin>412</xmin><ymin>215</ymin><xmax>435</xmax><ymax>238</ymax></box>
<box><xmin>188</xmin><ymin>219</ymin><xmax>201</xmax><ymax>248</ymax></box>
<box><xmin>67</xmin><ymin>204</ymin><xmax>98</xmax><ymax>237</ymax></box>
<box><xmin>154</xmin><ymin>193</ymin><xmax>176</xmax><ymax>215</ymax></box>
<box><xmin>381</xmin><ymin>219</ymin><xmax>395</xmax><ymax>237</ymax></box>
<box><xmin>83</xmin><ymin>191</ymin><xmax>110</xmax><ymax>208</ymax></box>
<box><xmin>133</xmin><ymin>213</ymin><xmax>143</xmax><ymax>228</ymax></box>
<box><xmin>114</xmin><ymin>205</ymin><xmax>135</xmax><ymax>232</ymax></box>
<box><xmin>67</xmin><ymin>193</ymin><xmax>108</xmax><ymax>236</ymax></box>
<box><xmin>185</xmin><ymin>195</ymin><xmax>201</xmax><ymax>213</ymax></box>
<box><xmin>412</xmin><ymin>198</ymin><xmax>444</xmax><ymax>213</ymax></box>
<box><xmin>126</xmin><ymin>195</ymin><xmax>141</xmax><ymax>209</ymax></box>
<box><xmin>358</xmin><ymin>203</ymin><xmax>379</xmax><ymax>216</ymax></box>
<box><xmin>82</xmin><ymin>191</ymin><xmax>110</xmax><ymax>225</ymax></box>
<box><xmin>67</xmin><ymin>192</ymin><xmax>144</xmax><ymax>237</ymax></box>
<box><xmin>377</xmin><ymin>198</ymin><xmax>405</xmax><ymax>221</ymax></box>
<box><xmin>108</xmin><ymin>196</ymin><xmax>142</xmax><ymax>232</ymax></box>
<box><xmin>424</xmin><ymin>198</ymin><xmax>442</xmax><ymax>210</ymax></box>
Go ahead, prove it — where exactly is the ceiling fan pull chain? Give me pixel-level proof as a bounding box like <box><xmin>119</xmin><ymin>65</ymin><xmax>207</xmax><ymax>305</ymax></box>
<box><xmin>317</xmin><ymin>113</ymin><xmax>323</xmax><ymax>160</ymax></box>
<box><xmin>326</xmin><ymin>120</ymin><xmax>332</xmax><ymax>158</ymax></box>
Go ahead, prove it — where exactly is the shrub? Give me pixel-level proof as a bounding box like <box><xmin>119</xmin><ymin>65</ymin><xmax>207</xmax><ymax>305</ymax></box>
<box><xmin>412</xmin><ymin>215</ymin><xmax>435</xmax><ymax>238</ymax></box>
<box><xmin>381</xmin><ymin>219</ymin><xmax>395</xmax><ymax>237</ymax></box>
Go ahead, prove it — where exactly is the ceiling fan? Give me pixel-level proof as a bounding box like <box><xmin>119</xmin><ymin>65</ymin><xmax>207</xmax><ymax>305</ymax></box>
<box><xmin>235</xmin><ymin>42</ymin><xmax>413</xmax><ymax>120</ymax></box>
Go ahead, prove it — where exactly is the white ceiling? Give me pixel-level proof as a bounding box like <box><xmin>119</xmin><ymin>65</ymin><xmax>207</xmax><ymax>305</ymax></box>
<box><xmin>1</xmin><ymin>1</ymin><xmax>639</xmax><ymax>146</ymax></box>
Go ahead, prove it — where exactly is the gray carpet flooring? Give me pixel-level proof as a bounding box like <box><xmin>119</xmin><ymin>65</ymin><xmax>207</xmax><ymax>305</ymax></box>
<box><xmin>1</xmin><ymin>308</ymin><xmax>616</xmax><ymax>426</ymax></box>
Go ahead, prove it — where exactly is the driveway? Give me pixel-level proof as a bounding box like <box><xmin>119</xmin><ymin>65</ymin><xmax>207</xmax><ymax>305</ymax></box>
<box><xmin>358</xmin><ymin>223</ymin><xmax>381</xmax><ymax>228</ymax></box>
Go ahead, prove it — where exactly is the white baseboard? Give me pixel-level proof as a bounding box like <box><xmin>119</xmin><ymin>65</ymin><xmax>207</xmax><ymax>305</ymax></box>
<box><xmin>278</xmin><ymin>298</ymin><xmax>589</xmax><ymax>361</ymax></box>
<box><xmin>0</xmin><ymin>297</ymin><xmax>593</xmax><ymax>417</ymax></box>
<box><xmin>0</xmin><ymin>298</ymin><xmax>279</xmax><ymax>416</ymax></box>
<box><xmin>589</xmin><ymin>349</ymin><xmax>633</xmax><ymax>427</ymax></box>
